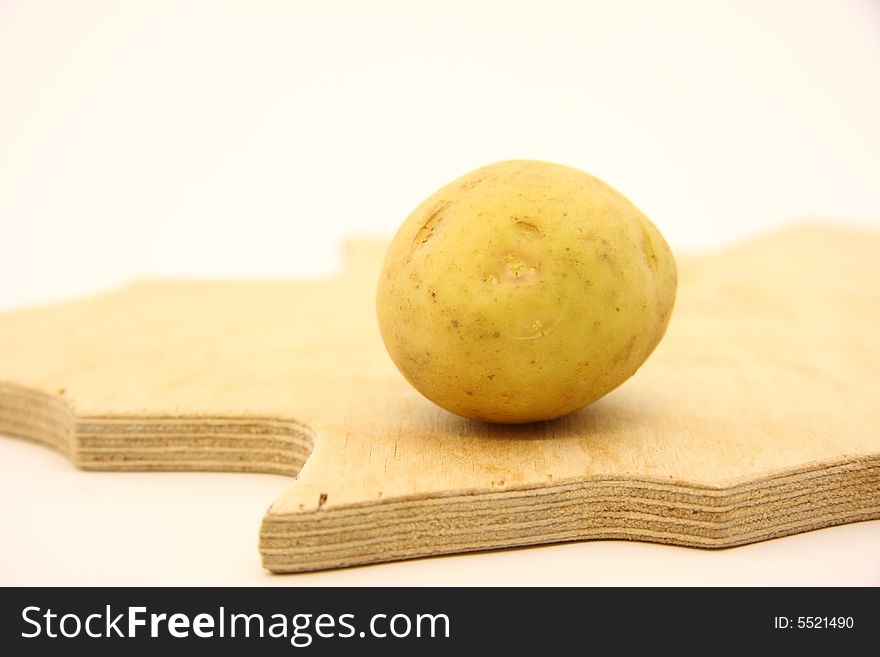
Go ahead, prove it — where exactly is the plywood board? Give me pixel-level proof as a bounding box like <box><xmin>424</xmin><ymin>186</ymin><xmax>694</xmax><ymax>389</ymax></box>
<box><xmin>0</xmin><ymin>225</ymin><xmax>878</xmax><ymax>572</ymax></box>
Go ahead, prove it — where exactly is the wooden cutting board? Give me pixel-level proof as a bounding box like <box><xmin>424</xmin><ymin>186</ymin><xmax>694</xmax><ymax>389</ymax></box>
<box><xmin>1</xmin><ymin>225</ymin><xmax>878</xmax><ymax>573</ymax></box>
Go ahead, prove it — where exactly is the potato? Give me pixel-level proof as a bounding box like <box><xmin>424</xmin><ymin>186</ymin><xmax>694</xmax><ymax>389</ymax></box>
<box><xmin>376</xmin><ymin>160</ymin><xmax>676</xmax><ymax>423</ymax></box>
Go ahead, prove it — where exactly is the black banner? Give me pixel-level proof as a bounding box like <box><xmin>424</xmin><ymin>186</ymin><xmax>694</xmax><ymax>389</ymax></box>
<box><xmin>0</xmin><ymin>587</ymin><xmax>876</xmax><ymax>654</ymax></box>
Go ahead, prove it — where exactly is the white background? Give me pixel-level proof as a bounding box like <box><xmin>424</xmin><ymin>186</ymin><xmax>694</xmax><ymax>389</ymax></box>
<box><xmin>0</xmin><ymin>0</ymin><xmax>878</xmax><ymax>585</ymax></box>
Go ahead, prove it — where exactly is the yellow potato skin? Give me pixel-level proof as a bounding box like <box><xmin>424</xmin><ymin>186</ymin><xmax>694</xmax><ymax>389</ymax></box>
<box><xmin>376</xmin><ymin>160</ymin><xmax>676</xmax><ymax>423</ymax></box>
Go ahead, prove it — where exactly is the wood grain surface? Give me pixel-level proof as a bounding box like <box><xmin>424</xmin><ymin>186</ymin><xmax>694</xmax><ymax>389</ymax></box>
<box><xmin>0</xmin><ymin>225</ymin><xmax>878</xmax><ymax>572</ymax></box>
